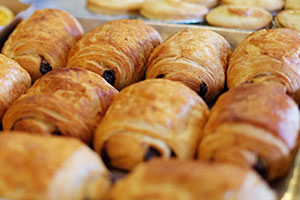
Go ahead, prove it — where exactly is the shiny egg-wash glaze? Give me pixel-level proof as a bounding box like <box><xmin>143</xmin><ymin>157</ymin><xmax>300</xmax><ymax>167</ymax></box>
<box><xmin>2</xmin><ymin>9</ymin><xmax>83</xmax><ymax>81</ymax></box>
<box><xmin>2</xmin><ymin>68</ymin><xmax>118</xmax><ymax>145</ymax></box>
<box><xmin>94</xmin><ymin>79</ymin><xmax>209</xmax><ymax>170</ymax></box>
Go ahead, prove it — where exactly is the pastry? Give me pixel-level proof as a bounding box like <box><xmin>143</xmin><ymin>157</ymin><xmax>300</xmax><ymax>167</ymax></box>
<box><xmin>2</xmin><ymin>68</ymin><xmax>118</xmax><ymax>145</ymax></box>
<box><xmin>140</xmin><ymin>0</ymin><xmax>209</xmax><ymax>21</ymax></box>
<box><xmin>2</xmin><ymin>9</ymin><xmax>83</xmax><ymax>81</ymax></box>
<box><xmin>67</xmin><ymin>19</ymin><xmax>162</xmax><ymax>90</ymax></box>
<box><xmin>0</xmin><ymin>54</ymin><xmax>31</xmax><ymax>120</ymax></box>
<box><xmin>106</xmin><ymin>159</ymin><xmax>277</xmax><ymax>200</ymax></box>
<box><xmin>87</xmin><ymin>0</ymin><xmax>144</xmax><ymax>15</ymax></box>
<box><xmin>146</xmin><ymin>28</ymin><xmax>232</xmax><ymax>102</ymax></box>
<box><xmin>94</xmin><ymin>79</ymin><xmax>209</xmax><ymax>170</ymax></box>
<box><xmin>198</xmin><ymin>83</ymin><xmax>300</xmax><ymax>180</ymax></box>
<box><xmin>0</xmin><ymin>5</ymin><xmax>14</xmax><ymax>26</ymax></box>
<box><xmin>206</xmin><ymin>5</ymin><xmax>273</xmax><ymax>30</ymax></box>
<box><xmin>0</xmin><ymin>131</ymin><xmax>110</xmax><ymax>200</ymax></box>
<box><xmin>275</xmin><ymin>10</ymin><xmax>300</xmax><ymax>32</ymax></box>
<box><xmin>184</xmin><ymin>0</ymin><xmax>219</xmax><ymax>8</ymax></box>
<box><xmin>227</xmin><ymin>28</ymin><xmax>300</xmax><ymax>104</ymax></box>
<box><xmin>221</xmin><ymin>0</ymin><xmax>284</xmax><ymax>12</ymax></box>
<box><xmin>285</xmin><ymin>0</ymin><xmax>300</xmax><ymax>10</ymax></box>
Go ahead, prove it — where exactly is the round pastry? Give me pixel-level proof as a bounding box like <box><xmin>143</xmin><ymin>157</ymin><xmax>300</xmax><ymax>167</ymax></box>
<box><xmin>275</xmin><ymin>10</ymin><xmax>300</xmax><ymax>32</ymax></box>
<box><xmin>106</xmin><ymin>160</ymin><xmax>277</xmax><ymax>200</ymax></box>
<box><xmin>183</xmin><ymin>0</ymin><xmax>219</xmax><ymax>8</ymax></box>
<box><xmin>2</xmin><ymin>68</ymin><xmax>118</xmax><ymax>145</ymax></box>
<box><xmin>206</xmin><ymin>5</ymin><xmax>273</xmax><ymax>30</ymax></box>
<box><xmin>198</xmin><ymin>83</ymin><xmax>300</xmax><ymax>180</ymax></box>
<box><xmin>146</xmin><ymin>28</ymin><xmax>232</xmax><ymax>102</ymax></box>
<box><xmin>94</xmin><ymin>79</ymin><xmax>209</xmax><ymax>171</ymax></box>
<box><xmin>0</xmin><ymin>132</ymin><xmax>110</xmax><ymax>200</ymax></box>
<box><xmin>0</xmin><ymin>54</ymin><xmax>31</xmax><ymax>120</ymax></box>
<box><xmin>285</xmin><ymin>0</ymin><xmax>300</xmax><ymax>10</ymax></box>
<box><xmin>67</xmin><ymin>19</ymin><xmax>162</xmax><ymax>90</ymax></box>
<box><xmin>87</xmin><ymin>0</ymin><xmax>144</xmax><ymax>15</ymax></box>
<box><xmin>140</xmin><ymin>0</ymin><xmax>209</xmax><ymax>21</ymax></box>
<box><xmin>227</xmin><ymin>28</ymin><xmax>300</xmax><ymax>104</ymax></box>
<box><xmin>1</xmin><ymin>9</ymin><xmax>83</xmax><ymax>81</ymax></box>
<box><xmin>221</xmin><ymin>0</ymin><xmax>284</xmax><ymax>12</ymax></box>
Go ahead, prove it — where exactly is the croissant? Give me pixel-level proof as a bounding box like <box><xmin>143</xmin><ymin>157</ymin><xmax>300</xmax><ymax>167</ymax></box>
<box><xmin>227</xmin><ymin>28</ymin><xmax>300</xmax><ymax>104</ymax></box>
<box><xmin>198</xmin><ymin>83</ymin><xmax>300</xmax><ymax>180</ymax></box>
<box><xmin>67</xmin><ymin>19</ymin><xmax>162</xmax><ymax>90</ymax></box>
<box><xmin>0</xmin><ymin>54</ymin><xmax>31</xmax><ymax>120</ymax></box>
<box><xmin>106</xmin><ymin>159</ymin><xmax>277</xmax><ymax>200</ymax></box>
<box><xmin>2</xmin><ymin>68</ymin><xmax>118</xmax><ymax>145</ymax></box>
<box><xmin>2</xmin><ymin>9</ymin><xmax>83</xmax><ymax>81</ymax></box>
<box><xmin>94</xmin><ymin>79</ymin><xmax>209</xmax><ymax>171</ymax></box>
<box><xmin>146</xmin><ymin>29</ymin><xmax>232</xmax><ymax>101</ymax></box>
<box><xmin>0</xmin><ymin>131</ymin><xmax>110</xmax><ymax>200</ymax></box>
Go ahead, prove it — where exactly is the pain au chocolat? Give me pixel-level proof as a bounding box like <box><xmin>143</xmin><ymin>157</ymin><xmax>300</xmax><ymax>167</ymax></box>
<box><xmin>3</xmin><ymin>68</ymin><xmax>118</xmax><ymax>145</ymax></box>
<box><xmin>94</xmin><ymin>79</ymin><xmax>209</xmax><ymax>171</ymax></box>
<box><xmin>2</xmin><ymin>9</ymin><xmax>83</xmax><ymax>81</ymax></box>
<box><xmin>67</xmin><ymin>19</ymin><xmax>162</xmax><ymax>90</ymax></box>
<box><xmin>146</xmin><ymin>28</ymin><xmax>232</xmax><ymax>102</ymax></box>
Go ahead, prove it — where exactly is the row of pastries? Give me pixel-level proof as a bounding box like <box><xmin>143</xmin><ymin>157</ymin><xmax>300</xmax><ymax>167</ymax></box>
<box><xmin>0</xmin><ymin>7</ymin><xmax>300</xmax><ymax>199</ymax></box>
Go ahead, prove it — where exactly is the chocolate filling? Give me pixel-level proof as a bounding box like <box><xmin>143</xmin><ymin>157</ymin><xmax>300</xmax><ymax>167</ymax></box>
<box><xmin>156</xmin><ymin>74</ymin><xmax>165</xmax><ymax>79</ymax></box>
<box><xmin>198</xmin><ymin>82</ymin><xmax>207</xmax><ymax>99</ymax></box>
<box><xmin>144</xmin><ymin>146</ymin><xmax>162</xmax><ymax>161</ymax></box>
<box><xmin>253</xmin><ymin>157</ymin><xmax>268</xmax><ymax>179</ymax></box>
<box><xmin>40</xmin><ymin>59</ymin><xmax>53</xmax><ymax>75</ymax></box>
<box><xmin>102</xmin><ymin>70</ymin><xmax>116</xmax><ymax>86</ymax></box>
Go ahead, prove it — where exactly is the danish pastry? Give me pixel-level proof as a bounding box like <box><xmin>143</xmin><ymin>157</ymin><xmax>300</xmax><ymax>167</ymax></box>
<box><xmin>184</xmin><ymin>0</ymin><xmax>219</xmax><ymax>8</ymax></box>
<box><xmin>2</xmin><ymin>9</ymin><xmax>83</xmax><ymax>81</ymax></box>
<box><xmin>94</xmin><ymin>79</ymin><xmax>209</xmax><ymax>170</ymax></box>
<box><xmin>67</xmin><ymin>19</ymin><xmax>162</xmax><ymax>90</ymax></box>
<box><xmin>198</xmin><ymin>83</ymin><xmax>300</xmax><ymax>180</ymax></box>
<box><xmin>0</xmin><ymin>54</ymin><xmax>31</xmax><ymax>120</ymax></box>
<box><xmin>146</xmin><ymin>28</ymin><xmax>232</xmax><ymax>101</ymax></box>
<box><xmin>106</xmin><ymin>159</ymin><xmax>277</xmax><ymax>200</ymax></box>
<box><xmin>2</xmin><ymin>68</ymin><xmax>118</xmax><ymax>145</ymax></box>
<box><xmin>285</xmin><ymin>0</ymin><xmax>300</xmax><ymax>10</ymax></box>
<box><xmin>0</xmin><ymin>132</ymin><xmax>110</xmax><ymax>200</ymax></box>
<box><xmin>221</xmin><ymin>0</ymin><xmax>284</xmax><ymax>12</ymax></box>
<box><xmin>275</xmin><ymin>10</ymin><xmax>300</xmax><ymax>32</ymax></box>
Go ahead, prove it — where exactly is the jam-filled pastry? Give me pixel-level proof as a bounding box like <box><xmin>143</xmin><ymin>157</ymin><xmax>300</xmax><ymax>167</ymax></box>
<box><xmin>221</xmin><ymin>0</ymin><xmax>284</xmax><ymax>12</ymax></box>
<box><xmin>198</xmin><ymin>83</ymin><xmax>300</xmax><ymax>180</ymax></box>
<box><xmin>2</xmin><ymin>9</ymin><xmax>83</xmax><ymax>81</ymax></box>
<box><xmin>227</xmin><ymin>28</ymin><xmax>300</xmax><ymax>104</ymax></box>
<box><xmin>67</xmin><ymin>19</ymin><xmax>162</xmax><ymax>90</ymax></box>
<box><xmin>206</xmin><ymin>5</ymin><xmax>273</xmax><ymax>30</ymax></box>
<box><xmin>183</xmin><ymin>0</ymin><xmax>219</xmax><ymax>8</ymax></box>
<box><xmin>285</xmin><ymin>0</ymin><xmax>300</xmax><ymax>10</ymax></box>
<box><xmin>0</xmin><ymin>54</ymin><xmax>31</xmax><ymax>120</ymax></box>
<box><xmin>275</xmin><ymin>10</ymin><xmax>300</xmax><ymax>32</ymax></box>
<box><xmin>146</xmin><ymin>29</ymin><xmax>232</xmax><ymax>102</ymax></box>
<box><xmin>87</xmin><ymin>0</ymin><xmax>144</xmax><ymax>15</ymax></box>
<box><xmin>140</xmin><ymin>0</ymin><xmax>209</xmax><ymax>21</ymax></box>
<box><xmin>105</xmin><ymin>159</ymin><xmax>277</xmax><ymax>200</ymax></box>
<box><xmin>2</xmin><ymin>68</ymin><xmax>118</xmax><ymax>145</ymax></box>
<box><xmin>0</xmin><ymin>132</ymin><xmax>110</xmax><ymax>200</ymax></box>
<box><xmin>94</xmin><ymin>79</ymin><xmax>209</xmax><ymax>171</ymax></box>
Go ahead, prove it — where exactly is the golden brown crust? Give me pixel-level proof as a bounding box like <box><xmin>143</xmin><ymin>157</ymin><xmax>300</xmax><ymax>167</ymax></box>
<box><xmin>198</xmin><ymin>83</ymin><xmax>300</xmax><ymax>180</ymax></box>
<box><xmin>140</xmin><ymin>0</ymin><xmax>209</xmax><ymax>20</ymax></box>
<box><xmin>67</xmin><ymin>19</ymin><xmax>162</xmax><ymax>90</ymax></box>
<box><xmin>0</xmin><ymin>132</ymin><xmax>110</xmax><ymax>200</ymax></box>
<box><xmin>2</xmin><ymin>9</ymin><xmax>83</xmax><ymax>81</ymax></box>
<box><xmin>221</xmin><ymin>0</ymin><xmax>284</xmax><ymax>12</ymax></box>
<box><xmin>94</xmin><ymin>79</ymin><xmax>209</xmax><ymax>170</ymax></box>
<box><xmin>227</xmin><ymin>28</ymin><xmax>300</xmax><ymax>104</ymax></box>
<box><xmin>2</xmin><ymin>68</ymin><xmax>118</xmax><ymax>144</ymax></box>
<box><xmin>146</xmin><ymin>29</ymin><xmax>232</xmax><ymax>101</ymax></box>
<box><xmin>285</xmin><ymin>0</ymin><xmax>300</xmax><ymax>10</ymax></box>
<box><xmin>275</xmin><ymin>10</ymin><xmax>300</xmax><ymax>32</ymax></box>
<box><xmin>206</xmin><ymin>5</ymin><xmax>273</xmax><ymax>30</ymax></box>
<box><xmin>184</xmin><ymin>0</ymin><xmax>219</xmax><ymax>8</ymax></box>
<box><xmin>106</xmin><ymin>159</ymin><xmax>277</xmax><ymax>200</ymax></box>
<box><xmin>0</xmin><ymin>54</ymin><xmax>31</xmax><ymax>119</ymax></box>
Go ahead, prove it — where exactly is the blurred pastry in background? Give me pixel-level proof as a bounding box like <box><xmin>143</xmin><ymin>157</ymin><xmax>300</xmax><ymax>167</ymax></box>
<box><xmin>221</xmin><ymin>0</ymin><xmax>284</xmax><ymax>12</ymax></box>
<box><xmin>140</xmin><ymin>0</ymin><xmax>209</xmax><ymax>21</ymax></box>
<box><xmin>87</xmin><ymin>0</ymin><xmax>144</xmax><ymax>15</ymax></box>
<box><xmin>0</xmin><ymin>5</ymin><xmax>14</xmax><ymax>26</ymax></box>
<box><xmin>183</xmin><ymin>0</ymin><xmax>219</xmax><ymax>8</ymax></box>
<box><xmin>285</xmin><ymin>0</ymin><xmax>300</xmax><ymax>10</ymax></box>
<box><xmin>206</xmin><ymin>5</ymin><xmax>273</xmax><ymax>30</ymax></box>
<box><xmin>275</xmin><ymin>10</ymin><xmax>300</xmax><ymax>32</ymax></box>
